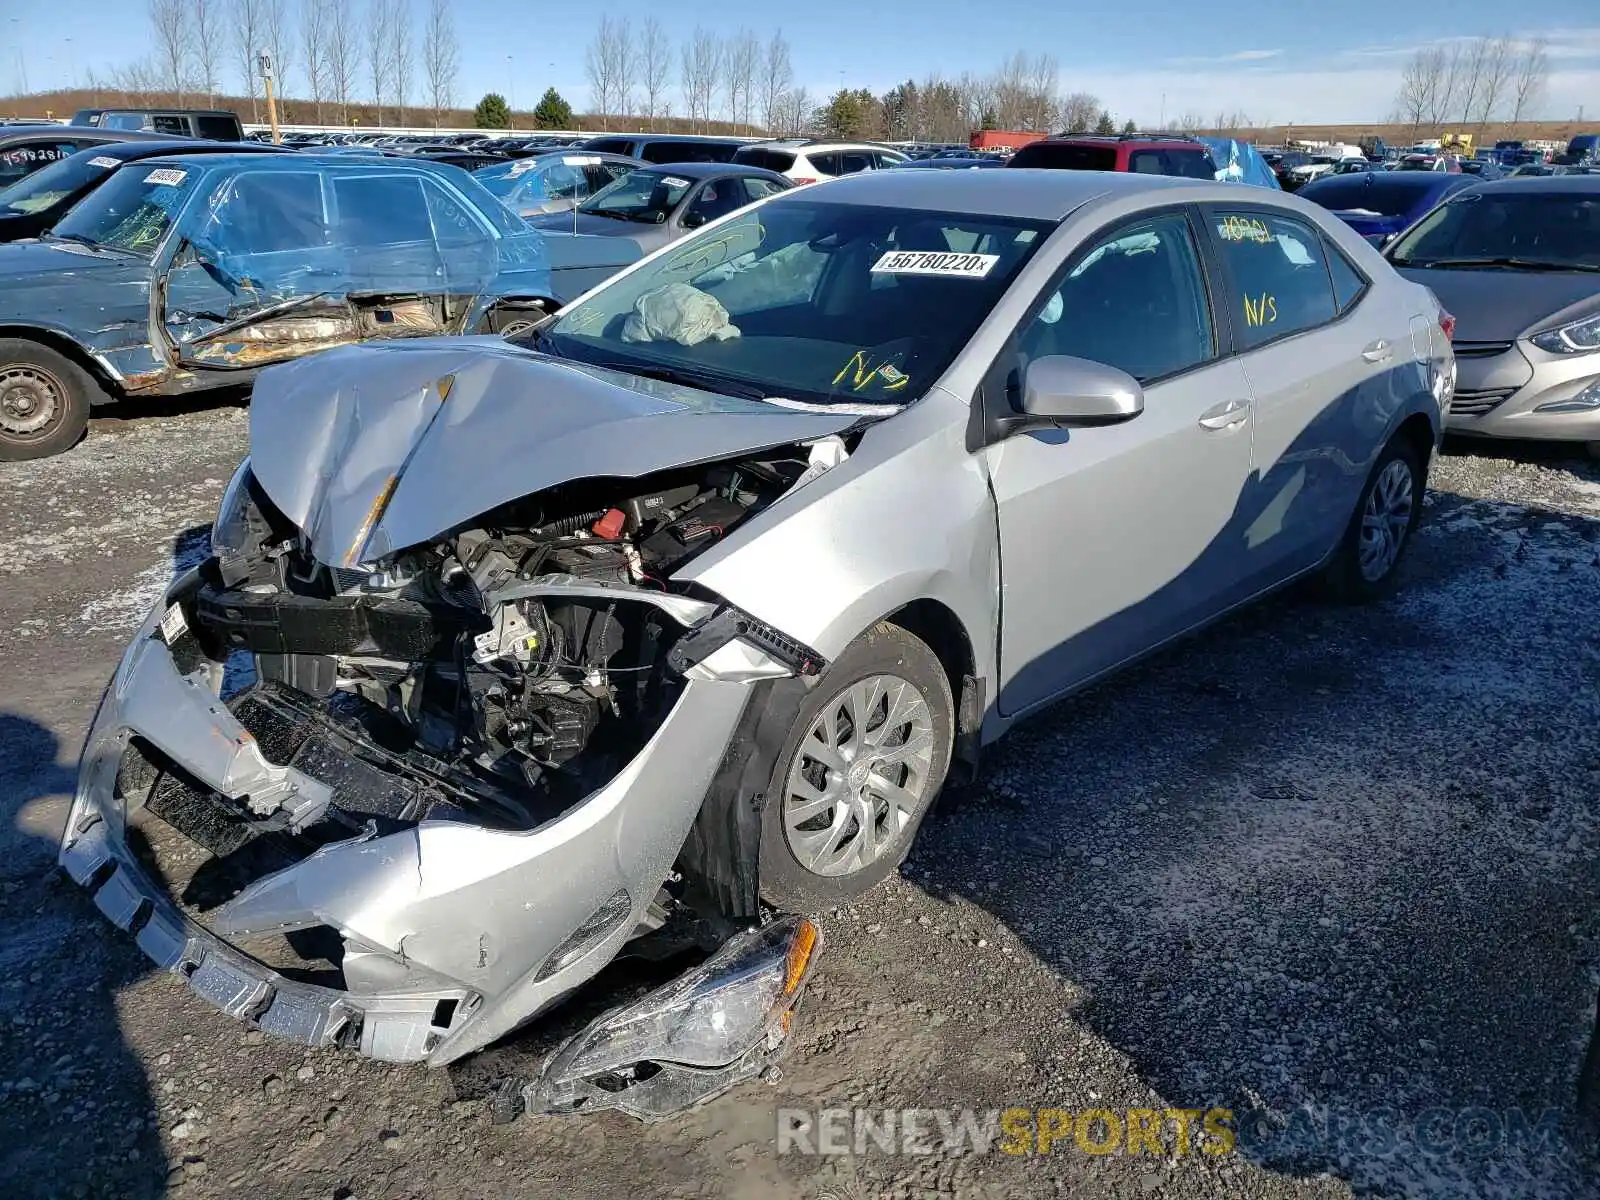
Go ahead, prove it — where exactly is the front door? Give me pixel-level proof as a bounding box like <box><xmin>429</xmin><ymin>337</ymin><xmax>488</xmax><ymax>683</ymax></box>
<box><xmin>988</xmin><ymin>209</ymin><xmax>1256</xmax><ymax>716</ymax></box>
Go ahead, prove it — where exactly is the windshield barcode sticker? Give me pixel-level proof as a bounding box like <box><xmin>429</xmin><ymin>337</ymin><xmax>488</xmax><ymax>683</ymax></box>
<box><xmin>562</xmin><ymin>155</ymin><xmax>601</xmax><ymax>166</ymax></box>
<box><xmin>88</xmin><ymin>156</ymin><xmax>121</xmax><ymax>169</ymax></box>
<box><xmin>871</xmin><ymin>250</ymin><xmax>999</xmax><ymax>278</ymax></box>
<box><xmin>144</xmin><ymin>168</ymin><xmax>187</xmax><ymax>186</ymax></box>
<box><xmin>662</xmin><ymin>176</ymin><xmax>690</xmax><ymax>188</ymax></box>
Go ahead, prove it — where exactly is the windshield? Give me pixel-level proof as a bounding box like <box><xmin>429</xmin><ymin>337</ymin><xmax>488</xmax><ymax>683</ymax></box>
<box><xmin>580</xmin><ymin>169</ymin><xmax>691</xmax><ymax>221</ymax></box>
<box><xmin>50</xmin><ymin>161</ymin><xmax>201</xmax><ymax>253</ymax></box>
<box><xmin>1388</xmin><ymin>191</ymin><xmax>1600</xmax><ymax>268</ymax></box>
<box><xmin>0</xmin><ymin>148</ymin><xmax>121</xmax><ymax>216</ymax></box>
<box><xmin>477</xmin><ymin>156</ymin><xmax>587</xmax><ymax>211</ymax></box>
<box><xmin>540</xmin><ymin>199</ymin><xmax>1051</xmax><ymax>407</ymax></box>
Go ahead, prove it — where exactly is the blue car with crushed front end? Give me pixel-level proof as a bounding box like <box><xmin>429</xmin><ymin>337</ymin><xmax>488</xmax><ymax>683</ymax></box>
<box><xmin>0</xmin><ymin>151</ymin><xmax>641</xmax><ymax>460</ymax></box>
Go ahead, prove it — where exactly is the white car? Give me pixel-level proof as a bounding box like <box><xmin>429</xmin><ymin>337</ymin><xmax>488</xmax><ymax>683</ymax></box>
<box><xmin>732</xmin><ymin>139</ymin><xmax>908</xmax><ymax>186</ymax></box>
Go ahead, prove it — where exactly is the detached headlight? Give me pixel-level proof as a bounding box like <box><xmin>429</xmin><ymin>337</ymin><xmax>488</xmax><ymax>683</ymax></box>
<box><xmin>210</xmin><ymin>458</ymin><xmax>256</xmax><ymax>561</ymax></box>
<box><xmin>520</xmin><ymin>916</ymin><xmax>821</xmax><ymax>1119</ymax></box>
<box><xmin>1530</xmin><ymin>313</ymin><xmax>1600</xmax><ymax>355</ymax></box>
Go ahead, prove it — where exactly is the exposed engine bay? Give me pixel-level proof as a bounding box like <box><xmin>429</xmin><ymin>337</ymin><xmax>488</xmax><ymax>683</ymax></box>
<box><xmin>188</xmin><ymin>443</ymin><xmax>829</xmax><ymax>840</ymax></box>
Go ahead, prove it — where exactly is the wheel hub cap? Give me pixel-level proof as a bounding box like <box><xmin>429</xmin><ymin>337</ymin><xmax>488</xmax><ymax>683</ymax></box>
<box><xmin>782</xmin><ymin>673</ymin><xmax>936</xmax><ymax>878</ymax></box>
<box><xmin>0</xmin><ymin>366</ymin><xmax>64</xmax><ymax>437</ymax></box>
<box><xmin>1357</xmin><ymin>458</ymin><xmax>1415</xmax><ymax>582</ymax></box>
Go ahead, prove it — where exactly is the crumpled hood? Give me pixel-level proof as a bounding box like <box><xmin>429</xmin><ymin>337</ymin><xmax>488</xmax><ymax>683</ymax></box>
<box><xmin>248</xmin><ymin>337</ymin><xmax>858</xmax><ymax>567</ymax></box>
<box><xmin>1395</xmin><ymin>267</ymin><xmax>1600</xmax><ymax>342</ymax></box>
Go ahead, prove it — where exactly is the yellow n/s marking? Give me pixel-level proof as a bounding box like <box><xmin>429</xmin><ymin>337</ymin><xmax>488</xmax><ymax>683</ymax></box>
<box><xmin>1242</xmin><ymin>293</ymin><xmax>1278</xmax><ymax>327</ymax></box>
<box><xmin>832</xmin><ymin>350</ymin><xmax>909</xmax><ymax>392</ymax></box>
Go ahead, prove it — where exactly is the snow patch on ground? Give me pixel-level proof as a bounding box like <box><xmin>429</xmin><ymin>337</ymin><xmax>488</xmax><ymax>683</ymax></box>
<box><xmin>76</xmin><ymin>528</ymin><xmax>212</xmax><ymax>633</ymax></box>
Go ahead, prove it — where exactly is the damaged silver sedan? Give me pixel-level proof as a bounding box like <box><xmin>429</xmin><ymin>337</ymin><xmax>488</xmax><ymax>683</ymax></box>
<box><xmin>63</xmin><ymin>169</ymin><xmax>1452</xmax><ymax>1116</ymax></box>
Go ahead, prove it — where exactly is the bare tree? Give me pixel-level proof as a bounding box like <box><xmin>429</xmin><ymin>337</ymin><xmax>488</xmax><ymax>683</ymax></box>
<box><xmin>722</xmin><ymin>29</ymin><xmax>759</xmax><ymax>130</ymax></box>
<box><xmin>192</xmin><ymin>0</ymin><xmax>225</xmax><ymax>102</ymax></box>
<box><xmin>1024</xmin><ymin>54</ymin><xmax>1058</xmax><ymax>131</ymax></box>
<box><xmin>262</xmin><ymin>0</ymin><xmax>293</xmax><ymax>103</ymax></box>
<box><xmin>300</xmin><ymin>0</ymin><xmax>328</xmax><ymax>122</ymax></box>
<box><xmin>585</xmin><ymin>14</ymin><xmax>633</xmax><ymax>128</ymax></box>
<box><xmin>1172</xmin><ymin>111</ymin><xmax>1206</xmax><ymax>133</ymax></box>
<box><xmin>1450</xmin><ymin>38</ymin><xmax>1487</xmax><ymax>127</ymax></box>
<box><xmin>1510</xmin><ymin>37</ymin><xmax>1549</xmax><ymax>123</ymax></box>
<box><xmin>679</xmin><ymin>26</ymin><xmax>719</xmax><ymax>132</ymax></box>
<box><xmin>1471</xmin><ymin>36</ymin><xmax>1514</xmax><ymax>130</ymax></box>
<box><xmin>366</xmin><ymin>0</ymin><xmax>393</xmax><ymax>126</ymax></box>
<box><xmin>229</xmin><ymin>0</ymin><xmax>265</xmax><ymax>121</ymax></box>
<box><xmin>1393</xmin><ymin>44</ymin><xmax>1453</xmax><ymax>134</ymax></box>
<box><xmin>638</xmin><ymin>17</ymin><xmax>671</xmax><ymax>122</ymax></box>
<box><xmin>388</xmin><ymin>0</ymin><xmax>413</xmax><ymax>125</ymax></box>
<box><xmin>420</xmin><ymin>0</ymin><xmax>458</xmax><ymax>127</ymax></box>
<box><xmin>149</xmin><ymin>0</ymin><xmax>191</xmax><ymax>101</ymax></box>
<box><xmin>1057</xmin><ymin>91</ymin><xmax>1100</xmax><ymax>134</ymax></box>
<box><xmin>758</xmin><ymin>31</ymin><xmax>793</xmax><ymax>134</ymax></box>
<box><xmin>325</xmin><ymin>0</ymin><xmax>358</xmax><ymax>125</ymax></box>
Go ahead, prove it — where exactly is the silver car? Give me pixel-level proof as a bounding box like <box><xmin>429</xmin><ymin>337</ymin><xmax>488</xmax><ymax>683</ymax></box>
<box><xmin>60</xmin><ymin>170</ymin><xmax>1451</xmax><ymax>1110</ymax></box>
<box><xmin>1387</xmin><ymin>176</ymin><xmax>1600</xmax><ymax>455</ymax></box>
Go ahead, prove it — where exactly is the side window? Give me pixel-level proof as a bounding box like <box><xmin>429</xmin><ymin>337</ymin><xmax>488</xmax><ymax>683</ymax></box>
<box><xmin>1325</xmin><ymin>241</ymin><xmax>1367</xmax><ymax>313</ymax></box>
<box><xmin>1019</xmin><ymin>213</ymin><xmax>1214</xmax><ymax>383</ymax></box>
<box><xmin>422</xmin><ymin>180</ymin><xmax>487</xmax><ymax>248</ymax></box>
<box><xmin>1211</xmin><ymin>211</ymin><xmax>1337</xmax><ymax>347</ymax></box>
<box><xmin>740</xmin><ymin>176</ymin><xmax>786</xmax><ymax>202</ymax></box>
<box><xmin>808</xmin><ymin>152</ymin><xmax>843</xmax><ymax>177</ymax></box>
<box><xmin>195</xmin><ymin>116</ymin><xmax>241</xmax><ymax>140</ymax></box>
<box><xmin>640</xmin><ymin>142</ymin><xmax>684</xmax><ymax>164</ymax></box>
<box><xmin>204</xmin><ymin>171</ymin><xmax>327</xmax><ymax>255</ymax></box>
<box><xmin>333</xmin><ymin>174</ymin><xmax>432</xmax><ymax>247</ymax></box>
<box><xmin>839</xmin><ymin>152</ymin><xmax>874</xmax><ymax>174</ymax></box>
<box><xmin>685</xmin><ymin>180</ymin><xmax>743</xmax><ymax>224</ymax></box>
<box><xmin>150</xmin><ymin>115</ymin><xmax>190</xmax><ymax>136</ymax></box>
<box><xmin>873</xmin><ymin>152</ymin><xmax>905</xmax><ymax>170</ymax></box>
<box><xmin>1128</xmin><ymin>150</ymin><xmax>1166</xmax><ymax>175</ymax></box>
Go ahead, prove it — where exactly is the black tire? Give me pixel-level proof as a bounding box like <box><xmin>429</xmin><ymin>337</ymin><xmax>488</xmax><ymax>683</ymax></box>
<box><xmin>1321</xmin><ymin>435</ymin><xmax>1424</xmax><ymax>603</ymax></box>
<box><xmin>1585</xmin><ymin>442</ymin><xmax>1600</xmax><ymax>462</ymax></box>
<box><xmin>0</xmin><ymin>339</ymin><xmax>97</xmax><ymax>461</ymax></box>
<box><xmin>757</xmin><ymin>623</ymin><xmax>953</xmax><ymax>911</ymax></box>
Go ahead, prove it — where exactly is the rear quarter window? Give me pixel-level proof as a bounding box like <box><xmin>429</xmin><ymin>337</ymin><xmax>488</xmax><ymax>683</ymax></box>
<box><xmin>1007</xmin><ymin>143</ymin><xmax>1118</xmax><ymax>171</ymax></box>
<box><xmin>733</xmin><ymin>147</ymin><xmax>796</xmax><ymax>173</ymax></box>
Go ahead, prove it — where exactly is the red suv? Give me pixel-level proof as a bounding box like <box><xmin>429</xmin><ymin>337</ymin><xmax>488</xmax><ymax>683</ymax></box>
<box><xmin>1005</xmin><ymin>134</ymin><xmax>1216</xmax><ymax>178</ymax></box>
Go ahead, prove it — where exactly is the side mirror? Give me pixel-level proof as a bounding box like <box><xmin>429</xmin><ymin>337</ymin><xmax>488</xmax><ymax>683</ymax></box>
<box><xmin>680</xmin><ymin>210</ymin><xmax>706</xmax><ymax>229</ymax></box>
<box><xmin>991</xmin><ymin>355</ymin><xmax>1144</xmax><ymax>440</ymax></box>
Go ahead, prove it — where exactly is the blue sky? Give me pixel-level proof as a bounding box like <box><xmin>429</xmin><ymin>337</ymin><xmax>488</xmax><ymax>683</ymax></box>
<box><xmin>5</xmin><ymin>1</ymin><xmax>1600</xmax><ymax>125</ymax></box>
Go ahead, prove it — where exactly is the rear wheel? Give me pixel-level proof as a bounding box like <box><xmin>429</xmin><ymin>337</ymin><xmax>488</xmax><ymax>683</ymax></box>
<box><xmin>0</xmin><ymin>339</ymin><xmax>96</xmax><ymax>461</ymax></box>
<box><xmin>1321</xmin><ymin>436</ymin><xmax>1424</xmax><ymax>602</ymax></box>
<box><xmin>758</xmin><ymin>624</ymin><xmax>953</xmax><ymax>910</ymax></box>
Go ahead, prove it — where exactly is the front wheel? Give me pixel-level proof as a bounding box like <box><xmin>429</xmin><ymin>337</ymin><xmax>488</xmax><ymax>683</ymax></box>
<box><xmin>0</xmin><ymin>339</ymin><xmax>97</xmax><ymax>461</ymax></box>
<box><xmin>758</xmin><ymin>623</ymin><xmax>953</xmax><ymax>910</ymax></box>
<box><xmin>1321</xmin><ymin>436</ymin><xmax>1424</xmax><ymax>602</ymax></box>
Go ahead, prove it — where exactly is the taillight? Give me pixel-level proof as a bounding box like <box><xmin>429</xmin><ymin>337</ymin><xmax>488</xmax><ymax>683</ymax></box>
<box><xmin>1438</xmin><ymin>308</ymin><xmax>1457</xmax><ymax>341</ymax></box>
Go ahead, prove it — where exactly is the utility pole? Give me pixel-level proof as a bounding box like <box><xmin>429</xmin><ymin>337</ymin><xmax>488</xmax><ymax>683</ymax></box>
<box><xmin>259</xmin><ymin>50</ymin><xmax>281</xmax><ymax>144</ymax></box>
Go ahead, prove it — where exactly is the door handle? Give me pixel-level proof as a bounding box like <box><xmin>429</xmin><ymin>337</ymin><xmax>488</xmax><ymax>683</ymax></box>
<box><xmin>1362</xmin><ymin>339</ymin><xmax>1393</xmax><ymax>363</ymax></box>
<box><xmin>1197</xmin><ymin>398</ymin><xmax>1251</xmax><ymax>431</ymax></box>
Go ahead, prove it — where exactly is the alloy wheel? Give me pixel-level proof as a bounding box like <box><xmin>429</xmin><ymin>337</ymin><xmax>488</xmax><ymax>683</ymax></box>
<box><xmin>1358</xmin><ymin>458</ymin><xmax>1415</xmax><ymax>582</ymax></box>
<box><xmin>782</xmin><ymin>673</ymin><xmax>936</xmax><ymax>877</ymax></box>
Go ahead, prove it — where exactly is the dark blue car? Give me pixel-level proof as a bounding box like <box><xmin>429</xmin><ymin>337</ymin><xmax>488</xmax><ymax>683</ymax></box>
<box><xmin>1295</xmin><ymin>171</ymin><xmax>1479</xmax><ymax>247</ymax></box>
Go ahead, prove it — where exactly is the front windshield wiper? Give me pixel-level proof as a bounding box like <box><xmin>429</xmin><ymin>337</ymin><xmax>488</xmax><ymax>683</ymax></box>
<box><xmin>596</xmin><ymin>360</ymin><xmax>770</xmax><ymax>401</ymax></box>
<box><xmin>1396</xmin><ymin>256</ymin><xmax>1600</xmax><ymax>272</ymax></box>
<box><xmin>579</xmin><ymin>208</ymin><xmax>638</xmax><ymax>222</ymax></box>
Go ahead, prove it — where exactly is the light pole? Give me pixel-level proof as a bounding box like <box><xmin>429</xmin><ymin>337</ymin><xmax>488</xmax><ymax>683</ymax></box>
<box><xmin>258</xmin><ymin>50</ymin><xmax>280</xmax><ymax>144</ymax></box>
<box><xmin>506</xmin><ymin>55</ymin><xmax>515</xmax><ymax>124</ymax></box>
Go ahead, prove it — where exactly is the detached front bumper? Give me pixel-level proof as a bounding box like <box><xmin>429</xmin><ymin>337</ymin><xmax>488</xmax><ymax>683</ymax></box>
<box><xmin>60</xmin><ymin>570</ymin><xmax>771</xmax><ymax>1067</ymax></box>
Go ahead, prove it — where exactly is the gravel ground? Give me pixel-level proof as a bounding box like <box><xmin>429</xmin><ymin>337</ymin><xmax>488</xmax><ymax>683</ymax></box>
<box><xmin>0</xmin><ymin>401</ymin><xmax>1597</xmax><ymax>1200</ymax></box>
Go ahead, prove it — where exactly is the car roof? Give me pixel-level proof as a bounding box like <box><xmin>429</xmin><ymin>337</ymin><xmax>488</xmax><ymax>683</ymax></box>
<box><xmin>66</xmin><ymin>139</ymin><xmax>283</xmax><ymax>161</ymax></box>
<box><xmin>1040</xmin><ymin>134</ymin><xmax>1205</xmax><ymax>150</ymax></box>
<box><xmin>128</xmin><ymin>151</ymin><xmax>451</xmax><ymax>174</ymax></box>
<box><xmin>780</xmin><ymin>168</ymin><xmax>1217</xmax><ymax>220</ymax></box>
<box><xmin>1463</xmin><ymin>174</ymin><xmax>1600</xmax><ymax>195</ymax></box>
<box><xmin>0</xmin><ymin>124</ymin><xmax>176</xmax><ymax>145</ymax></box>
<box><xmin>625</xmin><ymin>160</ymin><xmax>786</xmax><ymax>181</ymax></box>
<box><xmin>590</xmin><ymin>133</ymin><xmax>742</xmax><ymax>145</ymax></box>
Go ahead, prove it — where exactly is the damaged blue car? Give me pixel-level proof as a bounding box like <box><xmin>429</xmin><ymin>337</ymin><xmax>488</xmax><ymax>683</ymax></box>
<box><xmin>0</xmin><ymin>152</ymin><xmax>640</xmax><ymax>459</ymax></box>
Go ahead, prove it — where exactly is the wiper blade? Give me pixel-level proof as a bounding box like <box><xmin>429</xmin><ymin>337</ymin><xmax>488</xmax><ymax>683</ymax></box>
<box><xmin>580</xmin><ymin>208</ymin><xmax>634</xmax><ymax>221</ymax></box>
<box><xmin>1405</xmin><ymin>256</ymin><xmax>1600</xmax><ymax>272</ymax></box>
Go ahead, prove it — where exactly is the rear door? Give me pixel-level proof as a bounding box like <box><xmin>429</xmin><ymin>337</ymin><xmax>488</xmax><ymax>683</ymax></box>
<box><xmin>1199</xmin><ymin>205</ymin><xmax>1400</xmax><ymax>580</ymax></box>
